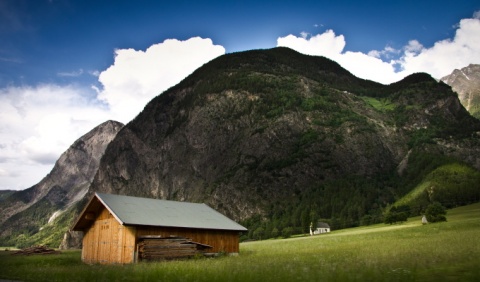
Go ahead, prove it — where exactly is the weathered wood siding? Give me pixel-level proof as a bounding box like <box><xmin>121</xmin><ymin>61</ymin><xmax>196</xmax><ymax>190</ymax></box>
<box><xmin>81</xmin><ymin>207</ymin><xmax>241</xmax><ymax>264</ymax></box>
<box><xmin>136</xmin><ymin>226</ymin><xmax>240</xmax><ymax>253</ymax></box>
<box><xmin>81</xmin><ymin>207</ymin><xmax>136</xmax><ymax>264</ymax></box>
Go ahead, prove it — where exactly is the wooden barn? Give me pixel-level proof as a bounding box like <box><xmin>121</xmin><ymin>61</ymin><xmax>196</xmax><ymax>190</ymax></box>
<box><xmin>72</xmin><ymin>193</ymin><xmax>247</xmax><ymax>264</ymax></box>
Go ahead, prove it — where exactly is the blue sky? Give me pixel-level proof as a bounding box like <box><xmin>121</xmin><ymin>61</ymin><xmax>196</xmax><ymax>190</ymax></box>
<box><xmin>2</xmin><ymin>0</ymin><xmax>478</xmax><ymax>86</ymax></box>
<box><xmin>1</xmin><ymin>0</ymin><xmax>480</xmax><ymax>190</ymax></box>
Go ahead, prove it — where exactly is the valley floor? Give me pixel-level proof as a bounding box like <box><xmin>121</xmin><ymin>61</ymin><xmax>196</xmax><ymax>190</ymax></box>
<box><xmin>1</xmin><ymin>203</ymin><xmax>479</xmax><ymax>281</ymax></box>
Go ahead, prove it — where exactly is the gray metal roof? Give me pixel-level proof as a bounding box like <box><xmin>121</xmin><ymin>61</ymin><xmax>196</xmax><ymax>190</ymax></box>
<box><xmin>317</xmin><ymin>222</ymin><xmax>330</xmax><ymax>228</ymax></box>
<box><xmin>95</xmin><ymin>193</ymin><xmax>247</xmax><ymax>231</ymax></box>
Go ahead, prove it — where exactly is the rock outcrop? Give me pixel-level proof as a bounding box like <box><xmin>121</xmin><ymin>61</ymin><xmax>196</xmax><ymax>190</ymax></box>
<box><xmin>0</xmin><ymin>120</ymin><xmax>123</xmax><ymax>247</ymax></box>
<box><xmin>442</xmin><ymin>64</ymin><xmax>480</xmax><ymax>119</ymax></box>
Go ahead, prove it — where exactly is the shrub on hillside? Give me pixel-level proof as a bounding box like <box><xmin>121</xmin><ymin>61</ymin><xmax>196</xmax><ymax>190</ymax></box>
<box><xmin>384</xmin><ymin>205</ymin><xmax>410</xmax><ymax>224</ymax></box>
<box><xmin>425</xmin><ymin>202</ymin><xmax>447</xmax><ymax>223</ymax></box>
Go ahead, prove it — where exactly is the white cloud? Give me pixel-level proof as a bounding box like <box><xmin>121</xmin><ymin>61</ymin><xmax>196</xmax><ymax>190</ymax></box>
<box><xmin>89</xmin><ymin>70</ymin><xmax>100</xmax><ymax>77</ymax></box>
<box><xmin>0</xmin><ymin>84</ymin><xmax>110</xmax><ymax>189</ymax></box>
<box><xmin>277</xmin><ymin>13</ymin><xmax>480</xmax><ymax>84</ymax></box>
<box><xmin>0</xmin><ymin>37</ymin><xmax>225</xmax><ymax>190</ymax></box>
<box><xmin>57</xmin><ymin>69</ymin><xmax>84</xmax><ymax>77</ymax></box>
<box><xmin>277</xmin><ymin>30</ymin><xmax>402</xmax><ymax>83</ymax></box>
<box><xmin>0</xmin><ymin>168</ymin><xmax>9</xmax><ymax>177</ymax></box>
<box><xmin>398</xmin><ymin>16</ymin><xmax>480</xmax><ymax>79</ymax></box>
<box><xmin>338</xmin><ymin>51</ymin><xmax>403</xmax><ymax>83</ymax></box>
<box><xmin>474</xmin><ymin>10</ymin><xmax>480</xmax><ymax>19</ymax></box>
<box><xmin>97</xmin><ymin>37</ymin><xmax>225</xmax><ymax>122</ymax></box>
<box><xmin>368</xmin><ymin>46</ymin><xmax>399</xmax><ymax>60</ymax></box>
<box><xmin>404</xmin><ymin>40</ymin><xmax>424</xmax><ymax>54</ymax></box>
<box><xmin>277</xmin><ymin>30</ymin><xmax>346</xmax><ymax>61</ymax></box>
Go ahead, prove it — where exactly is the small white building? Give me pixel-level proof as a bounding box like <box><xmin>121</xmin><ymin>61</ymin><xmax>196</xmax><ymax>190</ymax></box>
<box><xmin>313</xmin><ymin>222</ymin><xmax>331</xmax><ymax>234</ymax></box>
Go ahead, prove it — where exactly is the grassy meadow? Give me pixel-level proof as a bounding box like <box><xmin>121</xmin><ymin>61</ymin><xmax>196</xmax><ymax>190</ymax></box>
<box><xmin>1</xmin><ymin>203</ymin><xmax>479</xmax><ymax>282</ymax></box>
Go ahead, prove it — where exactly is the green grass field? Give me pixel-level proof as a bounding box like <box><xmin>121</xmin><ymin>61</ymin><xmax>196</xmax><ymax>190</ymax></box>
<box><xmin>1</xmin><ymin>203</ymin><xmax>479</xmax><ymax>281</ymax></box>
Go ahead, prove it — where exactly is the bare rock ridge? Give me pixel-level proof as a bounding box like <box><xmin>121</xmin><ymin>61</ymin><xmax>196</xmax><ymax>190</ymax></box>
<box><xmin>0</xmin><ymin>120</ymin><xmax>123</xmax><ymax>247</ymax></box>
<box><xmin>442</xmin><ymin>64</ymin><xmax>480</xmax><ymax>119</ymax></box>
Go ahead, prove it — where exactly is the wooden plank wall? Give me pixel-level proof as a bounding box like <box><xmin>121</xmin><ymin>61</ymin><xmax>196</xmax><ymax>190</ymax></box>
<box><xmin>81</xmin><ymin>207</ymin><xmax>136</xmax><ymax>264</ymax></box>
<box><xmin>136</xmin><ymin>226</ymin><xmax>240</xmax><ymax>253</ymax></box>
<box><xmin>80</xmin><ymin>206</ymin><xmax>241</xmax><ymax>264</ymax></box>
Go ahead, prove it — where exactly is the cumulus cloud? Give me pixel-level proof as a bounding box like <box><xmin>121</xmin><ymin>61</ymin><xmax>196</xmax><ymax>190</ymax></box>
<box><xmin>277</xmin><ymin>30</ymin><xmax>346</xmax><ymax>60</ymax></box>
<box><xmin>404</xmin><ymin>40</ymin><xmax>424</xmax><ymax>54</ymax></box>
<box><xmin>277</xmin><ymin>12</ymin><xmax>480</xmax><ymax>84</ymax></box>
<box><xmin>0</xmin><ymin>84</ymin><xmax>110</xmax><ymax>189</ymax></box>
<box><xmin>474</xmin><ymin>10</ymin><xmax>480</xmax><ymax>19</ymax></box>
<box><xmin>97</xmin><ymin>37</ymin><xmax>225</xmax><ymax>122</ymax></box>
<box><xmin>398</xmin><ymin>16</ymin><xmax>480</xmax><ymax>79</ymax></box>
<box><xmin>277</xmin><ymin>30</ymin><xmax>403</xmax><ymax>83</ymax></box>
<box><xmin>0</xmin><ymin>37</ymin><xmax>225</xmax><ymax>190</ymax></box>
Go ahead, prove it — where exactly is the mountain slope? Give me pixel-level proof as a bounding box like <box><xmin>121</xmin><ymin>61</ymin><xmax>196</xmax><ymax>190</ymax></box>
<box><xmin>88</xmin><ymin>47</ymin><xmax>480</xmax><ymax>235</ymax></box>
<box><xmin>0</xmin><ymin>120</ymin><xmax>123</xmax><ymax>247</ymax></box>
<box><xmin>442</xmin><ymin>64</ymin><xmax>480</xmax><ymax>119</ymax></box>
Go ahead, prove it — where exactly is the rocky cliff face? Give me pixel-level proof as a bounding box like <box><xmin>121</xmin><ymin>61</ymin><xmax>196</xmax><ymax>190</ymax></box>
<box><xmin>0</xmin><ymin>120</ymin><xmax>123</xmax><ymax>247</ymax></box>
<box><xmin>442</xmin><ymin>64</ymin><xmax>480</xmax><ymax>119</ymax></box>
<box><xmin>88</xmin><ymin>48</ymin><xmax>480</xmax><ymax>223</ymax></box>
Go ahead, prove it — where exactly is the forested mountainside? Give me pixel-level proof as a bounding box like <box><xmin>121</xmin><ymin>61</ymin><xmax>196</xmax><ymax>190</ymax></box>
<box><xmin>87</xmin><ymin>47</ymin><xmax>480</xmax><ymax>239</ymax></box>
<box><xmin>3</xmin><ymin>47</ymin><xmax>479</xmax><ymax>247</ymax></box>
<box><xmin>0</xmin><ymin>120</ymin><xmax>123</xmax><ymax>248</ymax></box>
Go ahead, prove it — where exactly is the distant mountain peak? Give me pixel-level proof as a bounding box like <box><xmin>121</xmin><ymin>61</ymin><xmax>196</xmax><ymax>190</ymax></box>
<box><xmin>0</xmin><ymin>120</ymin><xmax>123</xmax><ymax>247</ymax></box>
<box><xmin>442</xmin><ymin>64</ymin><xmax>480</xmax><ymax>118</ymax></box>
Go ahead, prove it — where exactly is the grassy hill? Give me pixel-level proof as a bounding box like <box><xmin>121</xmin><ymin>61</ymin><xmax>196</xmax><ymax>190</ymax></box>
<box><xmin>1</xmin><ymin>202</ymin><xmax>479</xmax><ymax>281</ymax></box>
<box><xmin>393</xmin><ymin>159</ymin><xmax>480</xmax><ymax>214</ymax></box>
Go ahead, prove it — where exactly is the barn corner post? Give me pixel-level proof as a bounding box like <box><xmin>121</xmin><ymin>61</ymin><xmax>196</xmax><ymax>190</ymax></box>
<box><xmin>122</xmin><ymin>225</ymin><xmax>137</xmax><ymax>264</ymax></box>
<box><xmin>135</xmin><ymin>242</ymin><xmax>139</xmax><ymax>263</ymax></box>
